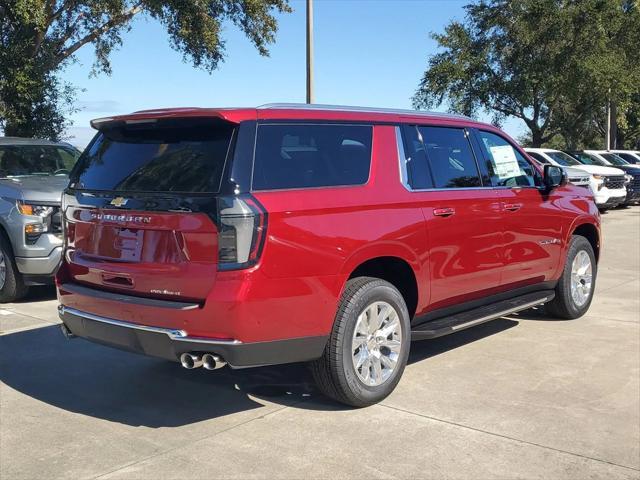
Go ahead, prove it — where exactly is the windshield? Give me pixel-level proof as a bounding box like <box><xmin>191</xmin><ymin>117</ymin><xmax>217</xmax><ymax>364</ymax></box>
<box><xmin>546</xmin><ymin>151</ymin><xmax>582</xmax><ymax>166</ymax></box>
<box><xmin>572</xmin><ymin>152</ymin><xmax>607</xmax><ymax>166</ymax></box>
<box><xmin>0</xmin><ymin>145</ymin><xmax>80</xmax><ymax>178</ymax></box>
<box><xmin>70</xmin><ymin>121</ymin><xmax>235</xmax><ymax>193</ymax></box>
<box><xmin>601</xmin><ymin>153</ymin><xmax>629</xmax><ymax>166</ymax></box>
<box><xmin>616</xmin><ymin>153</ymin><xmax>640</xmax><ymax>164</ymax></box>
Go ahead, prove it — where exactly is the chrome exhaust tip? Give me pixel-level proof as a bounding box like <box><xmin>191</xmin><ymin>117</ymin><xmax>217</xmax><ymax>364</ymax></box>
<box><xmin>180</xmin><ymin>353</ymin><xmax>203</xmax><ymax>369</ymax></box>
<box><xmin>60</xmin><ymin>324</ymin><xmax>76</xmax><ymax>339</ymax></box>
<box><xmin>202</xmin><ymin>353</ymin><xmax>227</xmax><ymax>370</ymax></box>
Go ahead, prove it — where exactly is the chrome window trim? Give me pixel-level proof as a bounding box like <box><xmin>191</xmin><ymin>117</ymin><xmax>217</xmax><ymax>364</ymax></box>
<box><xmin>395</xmin><ymin>125</ymin><xmax>496</xmax><ymax>193</ymax></box>
<box><xmin>59</xmin><ymin>306</ymin><xmax>242</xmax><ymax>345</ymax></box>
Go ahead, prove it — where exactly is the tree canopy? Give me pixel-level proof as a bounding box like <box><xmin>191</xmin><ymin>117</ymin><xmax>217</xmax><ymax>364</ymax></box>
<box><xmin>413</xmin><ymin>0</ymin><xmax>640</xmax><ymax>148</ymax></box>
<box><xmin>0</xmin><ymin>0</ymin><xmax>291</xmax><ymax>139</ymax></box>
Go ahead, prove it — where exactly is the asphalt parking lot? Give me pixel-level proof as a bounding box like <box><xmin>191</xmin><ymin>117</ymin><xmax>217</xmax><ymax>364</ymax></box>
<box><xmin>1</xmin><ymin>206</ymin><xmax>638</xmax><ymax>480</ymax></box>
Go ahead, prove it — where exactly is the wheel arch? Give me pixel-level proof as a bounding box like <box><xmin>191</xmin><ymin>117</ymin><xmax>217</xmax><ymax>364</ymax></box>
<box><xmin>343</xmin><ymin>255</ymin><xmax>420</xmax><ymax>319</ymax></box>
<box><xmin>571</xmin><ymin>221</ymin><xmax>600</xmax><ymax>262</ymax></box>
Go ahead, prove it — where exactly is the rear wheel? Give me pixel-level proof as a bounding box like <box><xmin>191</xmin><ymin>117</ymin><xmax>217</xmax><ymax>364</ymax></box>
<box><xmin>311</xmin><ymin>277</ymin><xmax>411</xmax><ymax>407</ymax></box>
<box><xmin>0</xmin><ymin>235</ymin><xmax>28</xmax><ymax>303</ymax></box>
<box><xmin>546</xmin><ymin>235</ymin><xmax>596</xmax><ymax>319</ymax></box>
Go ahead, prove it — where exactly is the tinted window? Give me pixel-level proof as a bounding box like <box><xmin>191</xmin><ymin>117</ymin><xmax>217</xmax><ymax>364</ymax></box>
<box><xmin>70</xmin><ymin>122</ymin><xmax>234</xmax><ymax>192</ymax></box>
<box><xmin>417</xmin><ymin>127</ymin><xmax>481</xmax><ymax>188</ymax></box>
<box><xmin>527</xmin><ymin>152</ymin><xmax>549</xmax><ymax>164</ymax></box>
<box><xmin>601</xmin><ymin>153</ymin><xmax>628</xmax><ymax>166</ymax></box>
<box><xmin>546</xmin><ymin>151</ymin><xmax>582</xmax><ymax>166</ymax></box>
<box><xmin>616</xmin><ymin>153</ymin><xmax>639</xmax><ymax>164</ymax></box>
<box><xmin>400</xmin><ymin>125</ymin><xmax>432</xmax><ymax>189</ymax></box>
<box><xmin>571</xmin><ymin>152</ymin><xmax>606</xmax><ymax>166</ymax></box>
<box><xmin>0</xmin><ymin>145</ymin><xmax>80</xmax><ymax>177</ymax></box>
<box><xmin>477</xmin><ymin>131</ymin><xmax>539</xmax><ymax>187</ymax></box>
<box><xmin>252</xmin><ymin>124</ymin><xmax>372</xmax><ymax>190</ymax></box>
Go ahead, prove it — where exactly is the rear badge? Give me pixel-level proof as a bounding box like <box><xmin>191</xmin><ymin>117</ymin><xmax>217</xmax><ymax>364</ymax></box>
<box><xmin>90</xmin><ymin>212</ymin><xmax>151</xmax><ymax>224</ymax></box>
<box><xmin>110</xmin><ymin>197</ymin><xmax>129</xmax><ymax>207</ymax></box>
<box><xmin>150</xmin><ymin>289</ymin><xmax>182</xmax><ymax>296</ymax></box>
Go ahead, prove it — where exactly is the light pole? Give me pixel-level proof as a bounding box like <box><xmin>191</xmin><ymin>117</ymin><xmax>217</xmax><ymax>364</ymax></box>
<box><xmin>306</xmin><ymin>0</ymin><xmax>314</xmax><ymax>104</ymax></box>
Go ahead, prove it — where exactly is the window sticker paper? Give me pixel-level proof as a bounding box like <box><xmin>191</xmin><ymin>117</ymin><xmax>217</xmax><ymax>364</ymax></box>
<box><xmin>489</xmin><ymin>145</ymin><xmax>521</xmax><ymax>179</ymax></box>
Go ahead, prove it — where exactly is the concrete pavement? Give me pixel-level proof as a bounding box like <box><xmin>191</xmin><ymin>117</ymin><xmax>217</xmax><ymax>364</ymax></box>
<box><xmin>1</xmin><ymin>206</ymin><xmax>638</xmax><ymax>479</ymax></box>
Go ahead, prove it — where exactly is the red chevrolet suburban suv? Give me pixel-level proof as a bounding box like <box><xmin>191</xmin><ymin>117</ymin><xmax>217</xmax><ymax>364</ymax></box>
<box><xmin>57</xmin><ymin>104</ymin><xmax>600</xmax><ymax>406</ymax></box>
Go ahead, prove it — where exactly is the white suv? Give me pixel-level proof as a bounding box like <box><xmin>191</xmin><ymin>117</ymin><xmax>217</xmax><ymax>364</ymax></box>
<box><xmin>525</xmin><ymin>148</ymin><xmax>627</xmax><ymax>209</ymax></box>
<box><xmin>524</xmin><ymin>148</ymin><xmax>591</xmax><ymax>187</ymax></box>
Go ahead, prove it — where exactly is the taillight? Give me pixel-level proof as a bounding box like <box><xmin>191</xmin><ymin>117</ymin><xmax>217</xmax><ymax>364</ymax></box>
<box><xmin>216</xmin><ymin>195</ymin><xmax>267</xmax><ymax>270</ymax></box>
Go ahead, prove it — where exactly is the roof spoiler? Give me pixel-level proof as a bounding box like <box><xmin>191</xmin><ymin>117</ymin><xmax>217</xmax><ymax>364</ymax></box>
<box><xmin>90</xmin><ymin>110</ymin><xmax>241</xmax><ymax>130</ymax></box>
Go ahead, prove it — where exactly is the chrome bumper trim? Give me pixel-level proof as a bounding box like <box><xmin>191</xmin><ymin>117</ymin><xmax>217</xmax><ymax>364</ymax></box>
<box><xmin>58</xmin><ymin>306</ymin><xmax>242</xmax><ymax>345</ymax></box>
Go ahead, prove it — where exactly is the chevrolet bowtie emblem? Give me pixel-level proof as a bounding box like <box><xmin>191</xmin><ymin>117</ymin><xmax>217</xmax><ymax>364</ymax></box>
<box><xmin>110</xmin><ymin>197</ymin><xmax>128</xmax><ymax>207</ymax></box>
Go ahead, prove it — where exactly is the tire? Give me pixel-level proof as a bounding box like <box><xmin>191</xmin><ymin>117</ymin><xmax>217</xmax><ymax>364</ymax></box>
<box><xmin>546</xmin><ymin>235</ymin><xmax>596</xmax><ymax>319</ymax></box>
<box><xmin>0</xmin><ymin>234</ymin><xmax>28</xmax><ymax>303</ymax></box>
<box><xmin>311</xmin><ymin>277</ymin><xmax>411</xmax><ymax>407</ymax></box>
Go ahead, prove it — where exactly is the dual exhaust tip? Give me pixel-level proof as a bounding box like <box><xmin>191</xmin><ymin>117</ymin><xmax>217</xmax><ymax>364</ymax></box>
<box><xmin>180</xmin><ymin>352</ymin><xmax>227</xmax><ymax>371</ymax></box>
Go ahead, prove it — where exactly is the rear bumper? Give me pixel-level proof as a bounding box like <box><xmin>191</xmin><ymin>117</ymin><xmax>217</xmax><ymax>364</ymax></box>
<box><xmin>58</xmin><ymin>305</ymin><xmax>328</xmax><ymax>368</ymax></box>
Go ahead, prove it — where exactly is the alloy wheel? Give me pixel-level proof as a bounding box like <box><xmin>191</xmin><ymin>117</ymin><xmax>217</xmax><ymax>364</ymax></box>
<box><xmin>570</xmin><ymin>250</ymin><xmax>592</xmax><ymax>307</ymax></box>
<box><xmin>351</xmin><ymin>301</ymin><xmax>402</xmax><ymax>386</ymax></box>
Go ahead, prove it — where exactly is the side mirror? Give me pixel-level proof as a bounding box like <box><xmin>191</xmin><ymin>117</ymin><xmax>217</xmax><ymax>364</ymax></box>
<box><xmin>543</xmin><ymin>164</ymin><xmax>567</xmax><ymax>190</ymax></box>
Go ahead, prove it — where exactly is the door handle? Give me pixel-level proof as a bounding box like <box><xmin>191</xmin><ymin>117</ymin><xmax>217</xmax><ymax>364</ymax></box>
<box><xmin>504</xmin><ymin>203</ymin><xmax>523</xmax><ymax>212</ymax></box>
<box><xmin>433</xmin><ymin>207</ymin><xmax>456</xmax><ymax>217</ymax></box>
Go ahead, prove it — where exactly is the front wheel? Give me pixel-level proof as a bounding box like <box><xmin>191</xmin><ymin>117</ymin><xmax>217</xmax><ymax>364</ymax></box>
<box><xmin>546</xmin><ymin>235</ymin><xmax>596</xmax><ymax>319</ymax></box>
<box><xmin>311</xmin><ymin>277</ymin><xmax>411</xmax><ymax>407</ymax></box>
<box><xmin>0</xmin><ymin>235</ymin><xmax>28</xmax><ymax>303</ymax></box>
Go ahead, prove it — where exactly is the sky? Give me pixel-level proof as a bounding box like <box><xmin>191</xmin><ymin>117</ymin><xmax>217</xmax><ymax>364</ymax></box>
<box><xmin>63</xmin><ymin>0</ymin><xmax>526</xmax><ymax>148</ymax></box>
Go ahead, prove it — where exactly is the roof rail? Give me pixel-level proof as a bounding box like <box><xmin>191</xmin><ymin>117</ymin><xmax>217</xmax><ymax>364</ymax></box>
<box><xmin>256</xmin><ymin>103</ymin><xmax>473</xmax><ymax>120</ymax></box>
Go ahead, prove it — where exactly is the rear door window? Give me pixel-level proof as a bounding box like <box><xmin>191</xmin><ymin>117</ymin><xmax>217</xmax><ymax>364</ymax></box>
<box><xmin>70</xmin><ymin>121</ymin><xmax>235</xmax><ymax>193</ymax></box>
<box><xmin>399</xmin><ymin>125</ymin><xmax>433</xmax><ymax>189</ymax></box>
<box><xmin>252</xmin><ymin>124</ymin><xmax>372</xmax><ymax>190</ymax></box>
<box><xmin>476</xmin><ymin>131</ymin><xmax>540</xmax><ymax>187</ymax></box>
<box><xmin>417</xmin><ymin>126</ymin><xmax>481</xmax><ymax>188</ymax></box>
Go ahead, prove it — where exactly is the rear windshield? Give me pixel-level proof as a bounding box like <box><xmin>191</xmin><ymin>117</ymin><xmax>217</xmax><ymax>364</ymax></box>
<box><xmin>70</xmin><ymin>121</ymin><xmax>235</xmax><ymax>193</ymax></box>
<box><xmin>252</xmin><ymin>124</ymin><xmax>372</xmax><ymax>190</ymax></box>
<box><xmin>0</xmin><ymin>145</ymin><xmax>80</xmax><ymax>178</ymax></box>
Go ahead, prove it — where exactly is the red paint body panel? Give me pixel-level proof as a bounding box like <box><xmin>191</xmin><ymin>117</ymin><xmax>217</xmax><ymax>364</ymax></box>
<box><xmin>58</xmin><ymin>106</ymin><xmax>601</xmax><ymax>349</ymax></box>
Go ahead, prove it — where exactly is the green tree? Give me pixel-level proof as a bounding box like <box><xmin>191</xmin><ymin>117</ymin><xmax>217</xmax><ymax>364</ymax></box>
<box><xmin>0</xmin><ymin>0</ymin><xmax>290</xmax><ymax>140</ymax></box>
<box><xmin>413</xmin><ymin>0</ymin><xmax>640</xmax><ymax>148</ymax></box>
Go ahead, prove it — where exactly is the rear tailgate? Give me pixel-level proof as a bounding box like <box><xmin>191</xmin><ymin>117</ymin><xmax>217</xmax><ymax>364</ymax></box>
<box><xmin>65</xmin><ymin>204</ymin><xmax>218</xmax><ymax>301</ymax></box>
<box><xmin>62</xmin><ymin>116</ymin><xmax>236</xmax><ymax>302</ymax></box>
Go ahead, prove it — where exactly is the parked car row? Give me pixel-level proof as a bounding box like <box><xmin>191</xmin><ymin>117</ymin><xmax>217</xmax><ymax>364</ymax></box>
<box><xmin>525</xmin><ymin>148</ymin><xmax>640</xmax><ymax>209</ymax></box>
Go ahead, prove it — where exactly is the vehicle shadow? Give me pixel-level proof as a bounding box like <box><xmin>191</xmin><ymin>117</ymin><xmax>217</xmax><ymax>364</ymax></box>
<box><xmin>0</xmin><ymin>318</ymin><xmax>518</xmax><ymax>424</ymax></box>
<box><xmin>407</xmin><ymin>318</ymin><xmax>518</xmax><ymax>365</ymax></box>
<box><xmin>11</xmin><ymin>285</ymin><xmax>57</xmax><ymax>303</ymax></box>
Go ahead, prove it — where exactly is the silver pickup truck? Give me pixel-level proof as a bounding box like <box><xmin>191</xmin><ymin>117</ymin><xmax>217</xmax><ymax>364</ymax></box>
<box><xmin>0</xmin><ymin>137</ymin><xmax>80</xmax><ymax>302</ymax></box>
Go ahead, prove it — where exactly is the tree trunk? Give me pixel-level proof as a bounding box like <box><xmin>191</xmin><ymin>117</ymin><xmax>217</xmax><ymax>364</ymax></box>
<box><xmin>610</xmin><ymin>101</ymin><xmax>618</xmax><ymax>149</ymax></box>
<box><xmin>530</xmin><ymin>128</ymin><xmax>545</xmax><ymax>148</ymax></box>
